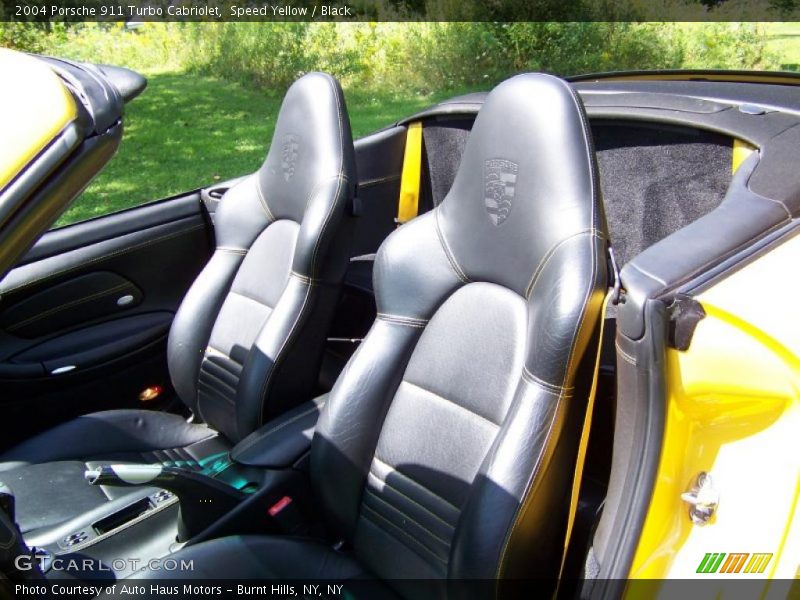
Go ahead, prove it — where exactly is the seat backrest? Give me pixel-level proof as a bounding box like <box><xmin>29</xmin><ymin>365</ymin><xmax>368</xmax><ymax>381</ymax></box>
<box><xmin>311</xmin><ymin>74</ymin><xmax>607</xmax><ymax>594</ymax></box>
<box><xmin>168</xmin><ymin>72</ymin><xmax>356</xmax><ymax>444</ymax></box>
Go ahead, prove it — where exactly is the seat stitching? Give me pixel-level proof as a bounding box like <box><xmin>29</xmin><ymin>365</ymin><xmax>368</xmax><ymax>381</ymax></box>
<box><xmin>615</xmin><ymin>342</ymin><xmax>637</xmax><ymax>366</ymax></box>
<box><xmin>232</xmin><ymin>402</ymin><xmax>322</xmax><ymax>455</ymax></box>
<box><xmin>402</xmin><ymin>380</ymin><xmax>501</xmax><ymax>428</ymax></box>
<box><xmin>198</xmin><ymin>366</ymin><xmax>238</xmax><ymax>395</ymax></box>
<box><xmin>359</xmin><ymin>174</ymin><xmax>401</xmax><ymax>188</ymax></box>
<box><xmin>496</xmin><ymin>387</ymin><xmax>568</xmax><ymax>580</ymax></box>
<box><xmin>307</xmin><ymin>73</ymin><xmax>347</xmax><ymax>279</ymax></box>
<box><xmin>217</xmin><ymin>246</ymin><xmax>248</xmax><ymax>255</ymax></box>
<box><xmin>433</xmin><ymin>207</ymin><xmax>470</xmax><ymax>283</ymax></box>
<box><xmin>204</xmin><ymin>345</ymin><xmax>242</xmax><ymax>365</ymax></box>
<box><xmin>197</xmin><ymin>381</ymin><xmax>236</xmax><ymax>405</ymax></box>
<box><xmin>363</xmin><ymin>488</ymin><xmax>453</xmax><ymax>545</ymax></box>
<box><xmin>524</xmin><ymin>229</ymin><xmax>601</xmax><ymax>299</ymax></box>
<box><xmin>228</xmin><ymin>289</ymin><xmax>273</xmax><ymax>309</ymax></box>
<box><xmin>561</xmin><ymin>233</ymin><xmax>601</xmax><ymax>389</ymax></box>
<box><xmin>372</xmin><ymin>456</ymin><xmax>460</xmax><ymax>512</ymax></box>
<box><xmin>254</xmin><ymin>179</ymin><xmax>277</xmax><ymax>223</ymax></box>
<box><xmin>309</xmin><ymin>175</ymin><xmax>346</xmax><ymax>279</ymax></box>
<box><xmin>521</xmin><ymin>367</ymin><xmax>573</xmax><ymax>394</ymax></box>
<box><xmin>375</xmin><ymin>313</ymin><xmax>428</xmax><ymax>328</ymax></box>
<box><xmin>256</xmin><ymin>281</ymin><xmax>313</xmax><ymax>430</ymax></box>
<box><xmin>2</xmin><ymin>224</ymin><xmax>205</xmax><ymax>296</ymax></box>
<box><xmin>376</xmin><ymin>312</ymin><xmax>427</xmax><ymax>324</ymax></box>
<box><xmin>366</xmin><ymin>472</ymin><xmax>456</xmax><ymax>530</ymax></box>
<box><xmin>564</xmin><ymin>80</ymin><xmax>598</xmax><ymax>231</ymax></box>
<box><xmin>289</xmin><ymin>271</ymin><xmax>320</xmax><ymax>286</ymax></box>
<box><xmin>5</xmin><ymin>282</ymin><xmax>132</xmax><ymax>331</ymax></box>
<box><xmin>360</xmin><ymin>504</ymin><xmax>448</xmax><ymax>565</ymax></box>
<box><xmin>376</xmin><ymin>317</ymin><xmax>426</xmax><ymax>328</ymax></box>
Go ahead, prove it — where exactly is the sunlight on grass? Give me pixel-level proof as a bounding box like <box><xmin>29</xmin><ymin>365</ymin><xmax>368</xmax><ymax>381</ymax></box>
<box><xmin>57</xmin><ymin>71</ymin><xmax>454</xmax><ymax>227</ymax></box>
<box><xmin>765</xmin><ymin>22</ymin><xmax>800</xmax><ymax>69</ymax></box>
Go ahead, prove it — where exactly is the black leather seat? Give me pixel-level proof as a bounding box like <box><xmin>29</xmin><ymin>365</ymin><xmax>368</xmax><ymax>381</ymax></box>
<box><xmin>0</xmin><ymin>72</ymin><xmax>356</xmax><ymax>533</ymax></box>
<box><xmin>134</xmin><ymin>73</ymin><xmax>608</xmax><ymax>595</ymax></box>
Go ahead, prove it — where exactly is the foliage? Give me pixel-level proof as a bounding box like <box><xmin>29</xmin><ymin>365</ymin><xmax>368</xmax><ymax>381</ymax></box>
<box><xmin>4</xmin><ymin>21</ymin><xmax>786</xmax><ymax>94</ymax></box>
<box><xmin>57</xmin><ymin>71</ymin><xmax>452</xmax><ymax>226</ymax></box>
<box><xmin>0</xmin><ymin>18</ymin><xmax>792</xmax><ymax>226</ymax></box>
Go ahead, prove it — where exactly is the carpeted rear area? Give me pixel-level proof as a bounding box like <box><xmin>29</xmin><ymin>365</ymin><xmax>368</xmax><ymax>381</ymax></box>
<box><xmin>592</xmin><ymin>123</ymin><xmax>732</xmax><ymax>266</ymax></box>
<box><xmin>420</xmin><ymin>119</ymin><xmax>733</xmax><ymax>266</ymax></box>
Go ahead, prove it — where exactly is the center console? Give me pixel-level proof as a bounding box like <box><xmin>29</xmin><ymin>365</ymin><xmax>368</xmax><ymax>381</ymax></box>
<box><xmin>20</xmin><ymin>396</ymin><xmax>325</xmax><ymax>580</ymax></box>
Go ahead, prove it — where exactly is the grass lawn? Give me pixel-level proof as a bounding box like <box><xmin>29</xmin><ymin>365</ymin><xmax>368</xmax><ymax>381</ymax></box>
<box><xmin>58</xmin><ymin>72</ymin><xmax>460</xmax><ymax>226</ymax></box>
<box><xmin>765</xmin><ymin>22</ymin><xmax>800</xmax><ymax>70</ymax></box>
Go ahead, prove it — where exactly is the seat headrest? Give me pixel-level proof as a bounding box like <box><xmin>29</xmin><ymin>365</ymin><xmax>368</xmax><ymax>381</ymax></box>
<box><xmin>437</xmin><ymin>73</ymin><xmax>602</xmax><ymax>297</ymax></box>
<box><xmin>256</xmin><ymin>72</ymin><xmax>355</xmax><ymax>223</ymax></box>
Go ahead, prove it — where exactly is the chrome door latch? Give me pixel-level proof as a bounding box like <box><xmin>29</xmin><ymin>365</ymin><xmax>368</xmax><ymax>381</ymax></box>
<box><xmin>681</xmin><ymin>472</ymin><xmax>719</xmax><ymax>525</ymax></box>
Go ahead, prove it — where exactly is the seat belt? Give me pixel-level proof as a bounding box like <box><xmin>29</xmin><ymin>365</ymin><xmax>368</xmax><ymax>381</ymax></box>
<box><xmin>559</xmin><ymin>246</ymin><xmax>621</xmax><ymax>578</ymax></box>
<box><xmin>395</xmin><ymin>121</ymin><xmax>423</xmax><ymax>225</ymax></box>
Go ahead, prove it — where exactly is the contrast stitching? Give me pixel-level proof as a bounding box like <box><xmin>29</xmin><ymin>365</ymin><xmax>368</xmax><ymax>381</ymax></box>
<box><xmin>565</xmin><ymin>81</ymin><xmax>598</xmax><ymax>231</ymax></box>
<box><xmin>561</xmin><ymin>233</ymin><xmax>600</xmax><ymax>390</ymax></box>
<box><xmin>217</xmin><ymin>246</ymin><xmax>248</xmax><ymax>255</ymax></box>
<box><xmin>521</xmin><ymin>367</ymin><xmax>573</xmax><ymax>394</ymax></box>
<box><xmin>233</xmin><ymin>402</ymin><xmax>321</xmax><ymax>455</ymax></box>
<box><xmin>2</xmin><ymin>224</ymin><xmax>205</xmax><ymax>295</ymax></box>
<box><xmin>434</xmin><ymin>207</ymin><xmax>470</xmax><ymax>283</ymax></box>
<box><xmin>204</xmin><ymin>345</ymin><xmax>241</xmax><ymax>365</ymax></box>
<box><xmin>6</xmin><ymin>282</ymin><xmax>132</xmax><ymax>331</ymax></box>
<box><xmin>308</xmin><ymin>175</ymin><xmax>346</xmax><ymax>279</ymax></box>
<box><xmin>198</xmin><ymin>365</ymin><xmax>238</xmax><ymax>395</ymax></box>
<box><xmin>367</xmin><ymin>472</ymin><xmax>456</xmax><ymax>530</ymax></box>
<box><xmin>196</xmin><ymin>380</ymin><xmax>236</xmax><ymax>405</ymax></box>
<box><xmin>524</xmin><ymin>229</ymin><xmax>600</xmax><ymax>299</ymax></box>
<box><xmin>257</xmin><ymin>280</ymin><xmax>313</xmax><ymax>428</ymax></box>
<box><xmin>496</xmin><ymin>388</ymin><xmax>568</xmax><ymax>580</ymax></box>
<box><xmin>228</xmin><ymin>289</ymin><xmax>273</xmax><ymax>309</ymax></box>
<box><xmin>360</xmin><ymin>504</ymin><xmax>447</xmax><ymax>565</ymax></box>
<box><xmin>363</xmin><ymin>488</ymin><xmax>453</xmax><ymax>546</ymax></box>
<box><xmin>359</xmin><ymin>174</ymin><xmax>401</xmax><ymax>188</ymax></box>
<box><xmin>290</xmin><ymin>271</ymin><xmax>320</xmax><ymax>286</ymax></box>
<box><xmin>255</xmin><ymin>179</ymin><xmax>276</xmax><ymax>223</ymax></box>
<box><xmin>615</xmin><ymin>342</ymin><xmax>637</xmax><ymax>366</ymax></box>
<box><xmin>376</xmin><ymin>313</ymin><xmax>428</xmax><ymax>328</ymax></box>
<box><xmin>402</xmin><ymin>380</ymin><xmax>501</xmax><ymax>428</ymax></box>
<box><xmin>372</xmin><ymin>456</ymin><xmax>460</xmax><ymax>512</ymax></box>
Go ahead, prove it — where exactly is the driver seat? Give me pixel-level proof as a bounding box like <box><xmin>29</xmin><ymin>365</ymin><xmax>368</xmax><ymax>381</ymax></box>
<box><xmin>0</xmin><ymin>72</ymin><xmax>357</xmax><ymax>534</ymax></box>
<box><xmin>133</xmin><ymin>73</ymin><xmax>608</xmax><ymax>596</ymax></box>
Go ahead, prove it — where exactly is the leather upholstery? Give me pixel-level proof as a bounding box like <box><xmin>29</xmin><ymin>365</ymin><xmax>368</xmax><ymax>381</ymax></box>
<box><xmin>143</xmin><ymin>73</ymin><xmax>608</xmax><ymax>595</ymax></box>
<box><xmin>0</xmin><ymin>73</ymin><xmax>356</xmax><ymax>527</ymax></box>
<box><xmin>168</xmin><ymin>71</ymin><xmax>356</xmax><ymax>442</ymax></box>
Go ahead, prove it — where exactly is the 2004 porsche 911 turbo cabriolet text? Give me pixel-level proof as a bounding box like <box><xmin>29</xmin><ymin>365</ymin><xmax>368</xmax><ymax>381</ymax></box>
<box><xmin>0</xmin><ymin>44</ymin><xmax>799</xmax><ymax>600</ymax></box>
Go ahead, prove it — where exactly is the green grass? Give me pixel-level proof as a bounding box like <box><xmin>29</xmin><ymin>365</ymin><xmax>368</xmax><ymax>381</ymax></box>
<box><xmin>765</xmin><ymin>22</ymin><xmax>800</xmax><ymax>70</ymax></box>
<box><xmin>58</xmin><ymin>72</ymin><xmax>460</xmax><ymax>226</ymax></box>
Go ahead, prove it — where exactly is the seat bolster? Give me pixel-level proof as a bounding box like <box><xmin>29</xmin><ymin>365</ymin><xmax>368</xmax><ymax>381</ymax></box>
<box><xmin>0</xmin><ymin>409</ymin><xmax>218</xmax><ymax>468</ymax></box>
<box><xmin>128</xmin><ymin>536</ymin><xmax>369</xmax><ymax>580</ymax></box>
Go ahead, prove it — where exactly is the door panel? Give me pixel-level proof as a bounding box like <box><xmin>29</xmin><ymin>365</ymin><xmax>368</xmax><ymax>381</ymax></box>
<box><xmin>0</xmin><ymin>193</ymin><xmax>212</xmax><ymax>450</ymax></box>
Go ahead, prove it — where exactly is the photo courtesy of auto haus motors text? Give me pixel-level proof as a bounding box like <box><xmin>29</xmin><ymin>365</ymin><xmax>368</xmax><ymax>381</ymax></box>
<box><xmin>1</xmin><ymin>0</ymin><xmax>800</xmax><ymax>598</ymax></box>
<box><xmin>13</xmin><ymin>584</ymin><xmax>345</xmax><ymax>597</ymax></box>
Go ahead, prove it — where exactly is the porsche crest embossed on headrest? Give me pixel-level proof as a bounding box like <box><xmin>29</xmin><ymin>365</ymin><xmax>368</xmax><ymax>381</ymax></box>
<box><xmin>484</xmin><ymin>158</ymin><xmax>518</xmax><ymax>226</ymax></box>
<box><xmin>281</xmin><ymin>134</ymin><xmax>300</xmax><ymax>182</ymax></box>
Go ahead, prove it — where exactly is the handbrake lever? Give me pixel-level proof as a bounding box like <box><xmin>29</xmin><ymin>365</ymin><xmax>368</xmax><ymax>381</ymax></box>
<box><xmin>85</xmin><ymin>465</ymin><xmax>245</xmax><ymax>542</ymax></box>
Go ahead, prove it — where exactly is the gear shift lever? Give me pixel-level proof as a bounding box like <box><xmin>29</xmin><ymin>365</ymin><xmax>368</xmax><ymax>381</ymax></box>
<box><xmin>85</xmin><ymin>465</ymin><xmax>245</xmax><ymax>542</ymax></box>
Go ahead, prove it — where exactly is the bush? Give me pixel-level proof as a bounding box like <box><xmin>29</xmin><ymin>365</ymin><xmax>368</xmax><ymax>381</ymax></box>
<box><xmin>0</xmin><ymin>21</ymin><xmax>782</xmax><ymax>93</ymax></box>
